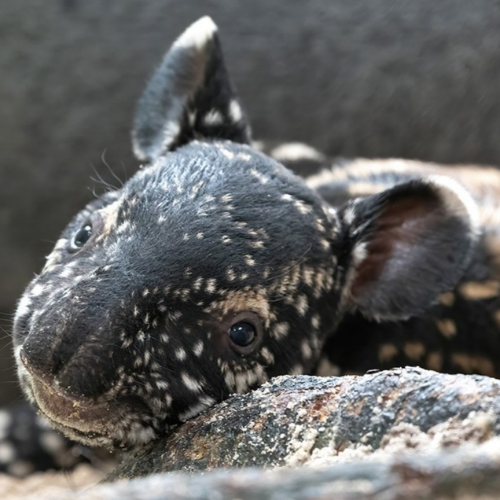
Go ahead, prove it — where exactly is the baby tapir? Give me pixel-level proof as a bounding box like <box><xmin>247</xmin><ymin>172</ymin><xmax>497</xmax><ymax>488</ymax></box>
<box><xmin>12</xmin><ymin>17</ymin><xmax>500</xmax><ymax>452</ymax></box>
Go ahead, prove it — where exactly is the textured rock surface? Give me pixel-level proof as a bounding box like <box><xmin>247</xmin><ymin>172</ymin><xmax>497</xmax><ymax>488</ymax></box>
<box><xmin>39</xmin><ymin>444</ymin><xmax>500</xmax><ymax>500</ymax></box>
<box><xmin>110</xmin><ymin>368</ymin><xmax>500</xmax><ymax>478</ymax></box>
<box><xmin>6</xmin><ymin>368</ymin><xmax>500</xmax><ymax>499</ymax></box>
<box><xmin>3</xmin><ymin>0</ymin><xmax>500</xmax><ymax>403</ymax></box>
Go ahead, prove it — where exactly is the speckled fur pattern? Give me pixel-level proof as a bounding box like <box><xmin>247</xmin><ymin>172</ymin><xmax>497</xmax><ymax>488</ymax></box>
<box><xmin>303</xmin><ymin>159</ymin><xmax>500</xmax><ymax>377</ymax></box>
<box><xmin>7</xmin><ymin>17</ymin><xmax>500</xmax><ymax>471</ymax></box>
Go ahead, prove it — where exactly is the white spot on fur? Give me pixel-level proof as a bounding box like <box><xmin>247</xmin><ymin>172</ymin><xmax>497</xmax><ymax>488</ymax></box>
<box><xmin>249</xmin><ymin>169</ymin><xmax>269</xmax><ymax>184</ymax></box>
<box><xmin>237</xmin><ymin>152</ymin><xmax>251</xmax><ymax>161</ymax></box>
<box><xmin>294</xmin><ymin>200</ymin><xmax>312</xmax><ymax>215</ymax></box>
<box><xmin>203</xmin><ymin>109</ymin><xmax>223</xmax><ymax>126</ymax></box>
<box><xmin>219</xmin><ymin>147</ymin><xmax>235</xmax><ymax>159</ymax></box>
<box><xmin>271</xmin><ymin>142</ymin><xmax>325</xmax><ymax>163</ymax></box>
<box><xmin>117</xmin><ymin>220</ymin><xmax>131</xmax><ymax>234</ymax></box>
<box><xmin>320</xmin><ymin>238</ymin><xmax>330</xmax><ymax>251</ymax></box>
<box><xmin>245</xmin><ymin>255</ymin><xmax>255</xmax><ymax>266</ymax></box>
<box><xmin>260</xmin><ymin>347</ymin><xmax>275</xmax><ymax>364</ymax></box>
<box><xmin>301</xmin><ymin>340</ymin><xmax>313</xmax><ymax>359</ymax></box>
<box><xmin>178</xmin><ymin>396</ymin><xmax>217</xmax><ymax>422</ymax></box>
<box><xmin>295</xmin><ymin>294</ymin><xmax>309</xmax><ymax>317</ymax></box>
<box><xmin>229</xmin><ymin>100</ymin><xmax>243</xmax><ymax>122</ymax></box>
<box><xmin>272</xmin><ymin>322</ymin><xmax>290</xmax><ymax>340</ymax></box>
<box><xmin>193</xmin><ymin>277</ymin><xmax>203</xmax><ymax>291</ymax></box>
<box><xmin>343</xmin><ymin>207</ymin><xmax>356</xmax><ymax>225</ymax></box>
<box><xmin>121</xmin><ymin>337</ymin><xmax>132</xmax><ymax>349</ymax></box>
<box><xmin>193</xmin><ymin>341</ymin><xmax>204</xmax><ymax>357</ymax></box>
<box><xmin>311</xmin><ymin>314</ymin><xmax>321</xmax><ymax>329</ymax></box>
<box><xmin>249</xmin><ymin>240</ymin><xmax>264</xmax><ymax>249</ymax></box>
<box><xmin>206</xmin><ymin>279</ymin><xmax>217</xmax><ymax>294</ymax></box>
<box><xmin>59</xmin><ymin>267</ymin><xmax>73</xmax><ymax>279</ymax></box>
<box><xmin>175</xmin><ymin>348</ymin><xmax>187</xmax><ymax>361</ymax></box>
<box><xmin>182</xmin><ymin>372</ymin><xmax>203</xmax><ymax>392</ymax></box>
<box><xmin>234</xmin><ymin>365</ymin><xmax>267</xmax><ymax>393</ymax></box>
<box><xmin>352</xmin><ymin>241</ymin><xmax>368</xmax><ymax>266</ymax></box>
<box><xmin>156</xmin><ymin>380</ymin><xmax>169</xmax><ymax>390</ymax></box>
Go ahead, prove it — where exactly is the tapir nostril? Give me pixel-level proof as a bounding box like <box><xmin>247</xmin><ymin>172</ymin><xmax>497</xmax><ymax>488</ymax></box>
<box><xmin>19</xmin><ymin>348</ymin><xmax>55</xmax><ymax>387</ymax></box>
<box><xmin>20</xmin><ymin>345</ymin><xmax>111</xmax><ymax>401</ymax></box>
<box><xmin>19</xmin><ymin>331</ymin><xmax>76</xmax><ymax>380</ymax></box>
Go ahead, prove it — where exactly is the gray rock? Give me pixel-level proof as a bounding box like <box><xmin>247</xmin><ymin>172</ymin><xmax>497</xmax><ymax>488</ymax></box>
<box><xmin>9</xmin><ymin>368</ymin><xmax>500</xmax><ymax>500</ymax></box>
<box><xmin>110</xmin><ymin>367</ymin><xmax>500</xmax><ymax>479</ymax></box>
<box><xmin>76</xmin><ymin>448</ymin><xmax>500</xmax><ymax>500</ymax></box>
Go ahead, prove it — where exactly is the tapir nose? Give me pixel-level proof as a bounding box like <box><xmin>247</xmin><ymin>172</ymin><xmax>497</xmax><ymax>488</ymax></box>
<box><xmin>19</xmin><ymin>322</ymin><xmax>119</xmax><ymax>400</ymax></box>
<box><xmin>20</xmin><ymin>319</ymin><xmax>87</xmax><ymax>379</ymax></box>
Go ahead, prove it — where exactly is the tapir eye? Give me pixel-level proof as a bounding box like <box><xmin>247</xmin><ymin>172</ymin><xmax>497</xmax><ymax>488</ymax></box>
<box><xmin>227</xmin><ymin>312</ymin><xmax>262</xmax><ymax>355</ymax></box>
<box><xmin>70</xmin><ymin>223</ymin><xmax>93</xmax><ymax>251</ymax></box>
<box><xmin>229</xmin><ymin>322</ymin><xmax>255</xmax><ymax>347</ymax></box>
<box><xmin>68</xmin><ymin>212</ymin><xmax>103</xmax><ymax>253</ymax></box>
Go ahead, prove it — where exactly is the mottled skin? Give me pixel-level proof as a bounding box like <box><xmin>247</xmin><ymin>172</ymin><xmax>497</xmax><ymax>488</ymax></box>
<box><xmin>304</xmin><ymin>159</ymin><xmax>500</xmax><ymax>377</ymax></box>
<box><xmin>7</xmin><ymin>17</ymin><xmax>500</xmax><ymax>469</ymax></box>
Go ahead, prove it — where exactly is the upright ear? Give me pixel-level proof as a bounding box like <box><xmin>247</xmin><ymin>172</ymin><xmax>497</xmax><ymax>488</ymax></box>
<box><xmin>132</xmin><ymin>16</ymin><xmax>251</xmax><ymax>162</ymax></box>
<box><xmin>340</xmin><ymin>176</ymin><xmax>479</xmax><ymax>321</ymax></box>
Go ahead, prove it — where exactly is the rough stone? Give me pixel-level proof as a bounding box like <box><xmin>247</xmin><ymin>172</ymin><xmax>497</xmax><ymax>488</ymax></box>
<box><xmin>110</xmin><ymin>367</ymin><xmax>500</xmax><ymax>479</ymax></box>
<box><xmin>6</xmin><ymin>368</ymin><xmax>500</xmax><ymax>499</ymax></box>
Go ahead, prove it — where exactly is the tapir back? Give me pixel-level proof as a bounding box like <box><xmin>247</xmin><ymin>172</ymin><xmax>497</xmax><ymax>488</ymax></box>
<box><xmin>298</xmin><ymin>156</ymin><xmax>500</xmax><ymax>378</ymax></box>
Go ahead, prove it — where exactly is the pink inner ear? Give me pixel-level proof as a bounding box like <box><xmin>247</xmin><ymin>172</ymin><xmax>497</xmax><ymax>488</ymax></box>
<box><xmin>351</xmin><ymin>194</ymin><xmax>442</xmax><ymax>300</ymax></box>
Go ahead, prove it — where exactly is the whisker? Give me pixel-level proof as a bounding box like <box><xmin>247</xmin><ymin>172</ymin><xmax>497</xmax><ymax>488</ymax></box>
<box><xmin>101</xmin><ymin>149</ymin><xmax>125</xmax><ymax>188</ymax></box>
<box><xmin>89</xmin><ymin>162</ymin><xmax>118</xmax><ymax>193</ymax></box>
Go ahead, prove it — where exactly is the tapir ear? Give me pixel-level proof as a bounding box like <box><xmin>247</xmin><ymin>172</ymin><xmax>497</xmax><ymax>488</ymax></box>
<box><xmin>132</xmin><ymin>17</ymin><xmax>251</xmax><ymax>162</ymax></box>
<box><xmin>340</xmin><ymin>176</ymin><xmax>479</xmax><ymax>321</ymax></box>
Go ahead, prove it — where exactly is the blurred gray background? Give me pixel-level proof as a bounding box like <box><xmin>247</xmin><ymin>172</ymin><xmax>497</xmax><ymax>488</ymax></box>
<box><xmin>2</xmin><ymin>0</ymin><xmax>500</xmax><ymax>404</ymax></box>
